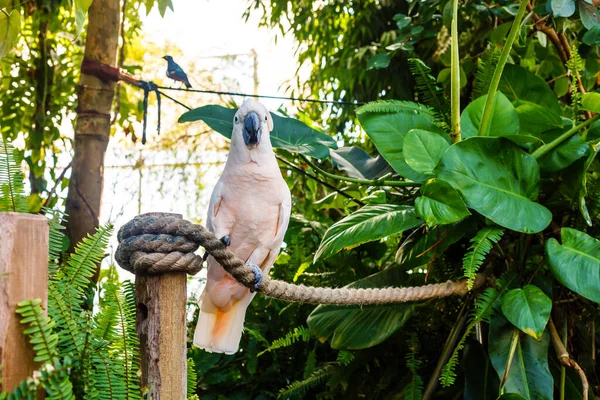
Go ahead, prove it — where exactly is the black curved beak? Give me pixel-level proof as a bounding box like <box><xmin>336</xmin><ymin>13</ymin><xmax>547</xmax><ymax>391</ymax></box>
<box><xmin>243</xmin><ymin>111</ymin><xmax>261</xmax><ymax>146</ymax></box>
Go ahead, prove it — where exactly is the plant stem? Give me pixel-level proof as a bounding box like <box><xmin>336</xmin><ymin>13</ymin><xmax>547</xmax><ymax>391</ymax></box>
<box><xmin>499</xmin><ymin>329</ymin><xmax>520</xmax><ymax>394</ymax></box>
<box><xmin>532</xmin><ymin>115</ymin><xmax>600</xmax><ymax>160</ymax></box>
<box><xmin>560</xmin><ymin>318</ymin><xmax>567</xmax><ymax>400</ymax></box>
<box><xmin>478</xmin><ymin>0</ymin><xmax>529</xmax><ymax>137</ymax></box>
<box><xmin>300</xmin><ymin>155</ymin><xmax>421</xmax><ymax>187</ymax></box>
<box><xmin>450</xmin><ymin>0</ymin><xmax>461</xmax><ymax>142</ymax></box>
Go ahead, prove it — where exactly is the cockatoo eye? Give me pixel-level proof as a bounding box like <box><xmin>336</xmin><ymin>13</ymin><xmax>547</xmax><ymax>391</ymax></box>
<box><xmin>264</xmin><ymin>115</ymin><xmax>267</xmax><ymax>121</ymax></box>
<box><xmin>234</xmin><ymin>116</ymin><xmax>238</xmax><ymax>123</ymax></box>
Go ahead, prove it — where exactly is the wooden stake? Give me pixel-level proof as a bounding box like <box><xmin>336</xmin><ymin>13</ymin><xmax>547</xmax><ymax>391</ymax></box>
<box><xmin>0</xmin><ymin>213</ymin><xmax>49</xmax><ymax>392</ymax></box>
<box><xmin>136</xmin><ymin>272</ymin><xmax>187</xmax><ymax>399</ymax></box>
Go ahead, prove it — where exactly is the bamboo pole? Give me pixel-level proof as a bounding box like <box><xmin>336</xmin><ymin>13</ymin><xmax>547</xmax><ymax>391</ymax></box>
<box><xmin>0</xmin><ymin>213</ymin><xmax>49</xmax><ymax>392</ymax></box>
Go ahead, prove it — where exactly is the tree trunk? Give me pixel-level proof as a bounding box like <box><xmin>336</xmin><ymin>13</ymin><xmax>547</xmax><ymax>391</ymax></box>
<box><xmin>65</xmin><ymin>0</ymin><xmax>120</xmax><ymax>281</ymax></box>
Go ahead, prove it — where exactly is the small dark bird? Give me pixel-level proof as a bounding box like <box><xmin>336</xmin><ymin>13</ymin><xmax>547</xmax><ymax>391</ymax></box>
<box><xmin>162</xmin><ymin>55</ymin><xmax>192</xmax><ymax>88</ymax></box>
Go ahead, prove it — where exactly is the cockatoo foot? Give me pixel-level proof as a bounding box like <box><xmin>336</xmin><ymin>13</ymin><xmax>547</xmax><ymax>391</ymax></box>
<box><xmin>220</xmin><ymin>235</ymin><xmax>231</xmax><ymax>246</ymax></box>
<box><xmin>247</xmin><ymin>262</ymin><xmax>263</xmax><ymax>293</ymax></box>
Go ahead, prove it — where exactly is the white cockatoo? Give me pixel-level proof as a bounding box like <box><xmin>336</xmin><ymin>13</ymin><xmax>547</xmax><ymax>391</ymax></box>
<box><xmin>193</xmin><ymin>99</ymin><xmax>292</xmax><ymax>354</ymax></box>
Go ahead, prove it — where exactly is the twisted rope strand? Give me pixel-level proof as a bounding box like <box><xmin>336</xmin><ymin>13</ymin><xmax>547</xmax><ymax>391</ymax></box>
<box><xmin>115</xmin><ymin>213</ymin><xmax>484</xmax><ymax>305</ymax></box>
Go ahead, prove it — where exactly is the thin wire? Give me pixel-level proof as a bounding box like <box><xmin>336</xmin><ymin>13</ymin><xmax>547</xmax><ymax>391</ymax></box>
<box><xmin>155</xmin><ymin>85</ymin><xmax>364</xmax><ymax>106</ymax></box>
<box><xmin>156</xmin><ymin>90</ymin><xmax>192</xmax><ymax>110</ymax></box>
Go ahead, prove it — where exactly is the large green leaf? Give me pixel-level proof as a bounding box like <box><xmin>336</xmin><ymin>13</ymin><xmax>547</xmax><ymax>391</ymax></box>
<box><xmin>581</xmin><ymin>92</ymin><xmax>600</xmax><ymax>114</ymax></box>
<box><xmin>546</xmin><ymin>228</ymin><xmax>600</xmax><ymax>303</ymax></box>
<box><xmin>579</xmin><ymin>1</ymin><xmax>600</xmax><ymax>29</ymax></box>
<box><xmin>538</xmin><ymin>134</ymin><xmax>589</xmax><ymax>172</ymax></box>
<box><xmin>314</xmin><ymin>204</ymin><xmax>422</xmax><ymax>262</ymax></box>
<box><xmin>436</xmin><ymin>137</ymin><xmax>552</xmax><ymax>233</ymax></box>
<box><xmin>514</xmin><ymin>100</ymin><xmax>563</xmax><ymax>136</ymax></box>
<box><xmin>357</xmin><ymin>101</ymin><xmax>443</xmax><ymax>181</ymax></box>
<box><xmin>307</xmin><ymin>268</ymin><xmax>414</xmax><ymax>349</ymax></box>
<box><xmin>178</xmin><ymin>105</ymin><xmax>337</xmax><ymax>159</ymax></box>
<box><xmin>499</xmin><ymin>64</ymin><xmax>561</xmax><ymax>115</ymax></box>
<box><xmin>74</xmin><ymin>0</ymin><xmax>93</xmax><ymax>33</ymax></box>
<box><xmin>415</xmin><ymin>179</ymin><xmax>470</xmax><ymax>227</ymax></box>
<box><xmin>582</xmin><ymin>25</ymin><xmax>600</xmax><ymax>46</ymax></box>
<box><xmin>550</xmin><ymin>0</ymin><xmax>576</xmax><ymax>17</ymax></box>
<box><xmin>461</xmin><ymin>92</ymin><xmax>520</xmax><ymax>138</ymax></box>
<box><xmin>501</xmin><ymin>285</ymin><xmax>552</xmax><ymax>340</ymax></box>
<box><xmin>488</xmin><ymin>314</ymin><xmax>553</xmax><ymax>400</ymax></box>
<box><xmin>0</xmin><ymin>9</ymin><xmax>20</xmax><ymax>59</ymax></box>
<box><xmin>366</xmin><ymin>53</ymin><xmax>391</xmax><ymax>70</ymax></box>
<box><xmin>463</xmin><ymin>339</ymin><xmax>501</xmax><ymax>400</ymax></box>
<box><xmin>404</xmin><ymin>129</ymin><xmax>450</xmax><ymax>175</ymax></box>
<box><xmin>330</xmin><ymin>147</ymin><xmax>392</xmax><ymax>179</ymax></box>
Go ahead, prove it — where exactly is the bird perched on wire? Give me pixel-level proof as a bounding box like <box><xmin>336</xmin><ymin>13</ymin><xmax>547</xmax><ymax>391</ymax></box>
<box><xmin>162</xmin><ymin>55</ymin><xmax>192</xmax><ymax>88</ymax></box>
<box><xmin>194</xmin><ymin>99</ymin><xmax>292</xmax><ymax>354</ymax></box>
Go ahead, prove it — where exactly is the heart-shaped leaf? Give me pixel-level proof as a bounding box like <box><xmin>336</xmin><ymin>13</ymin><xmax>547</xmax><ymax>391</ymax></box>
<box><xmin>314</xmin><ymin>204</ymin><xmax>422</xmax><ymax>262</ymax></box>
<box><xmin>178</xmin><ymin>105</ymin><xmax>337</xmax><ymax>159</ymax></box>
<box><xmin>499</xmin><ymin>64</ymin><xmax>561</xmax><ymax>115</ymax></box>
<box><xmin>582</xmin><ymin>92</ymin><xmax>600</xmax><ymax>114</ymax></box>
<box><xmin>550</xmin><ymin>0</ymin><xmax>576</xmax><ymax>17</ymax></box>
<box><xmin>538</xmin><ymin>134</ymin><xmax>589</xmax><ymax>172</ymax></box>
<box><xmin>415</xmin><ymin>179</ymin><xmax>470</xmax><ymax>227</ymax></box>
<box><xmin>307</xmin><ymin>268</ymin><xmax>414</xmax><ymax>349</ymax></box>
<box><xmin>501</xmin><ymin>285</ymin><xmax>552</xmax><ymax>340</ymax></box>
<box><xmin>330</xmin><ymin>147</ymin><xmax>392</xmax><ymax>179</ymax></box>
<box><xmin>583</xmin><ymin>25</ymin><xmax>600</xmax><ymax>46</ymax></box>
<box><xmin>514</xmin><ymin>100</ymin><xmax>563</xmax><ymax>136</ymax></box>
<box><xmin>366</xmin><ymin>53</ymin><xmax>391</xmax><ymax>70</ymax></box>
<box><xmin>436</xmin><ymin>137</ymin><xmax>552</xmax><ymax>233</ymax></box>
<box><xmin>357</xmin><ymin>101</ymin><xmax>443</xmax><ymax>181</ymax></box>
<box><xmin>461</xmin><ymin>92</ymin><xmax>520</xmax><ymax>138</ymax></box>
<box><xmin>578</xmin><ymin>1</ymin><xmax>600</xmax><ymax>29</ymax></box>
<box><xmin>404</xmin><ymin>129</ymin><xmax>450</xmax><ymax>175</ymax></box>
<box><xmin>546</xmin><ymin>228</ymin><xmax>600</xmax><ymax>303</ymax></box>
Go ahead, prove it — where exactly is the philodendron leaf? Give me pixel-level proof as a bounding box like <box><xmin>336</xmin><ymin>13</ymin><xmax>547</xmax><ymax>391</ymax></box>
<box><xmin>488</xmin><ymin>313</ymin><xmax>553</xmax><ymax>400</ymax></box>
<box><xmin>546</xmin><ymin>228</ymin><xmax>600</xmax><ymax>303</ymax></box>
<box><xmin>178</xmin><ymin>105</ymin><xmax>337</xmax><ymax>158</ymax></box>
<box><xmin>499</xmin><ymin>64</ymin><xmax>561</xmax><ymax>115</ymax></box>
<box><xmin>514</xmin><ymin>100</ymin><xmax>563</xmax><ymax>136</ymax></box>
<box><xmin>436</xmin><ymin>137</ymin><xmax>552</xmax><ymax>233</ymax></box>
<box><xmin>501</xmin><ymin>285</ymin><xmax>552</xmax><ymax>340</ymax></box>
<box><xmin>415</xmin><ymin>179</ymin><xmax>470</xmax><ymax>227</ymax></box>
<box><xmin>330</xmin><ymin>147</ymin><xmax>392</xmax><ymax>180</ymax></box>
<box><xmin>581</xmin><ymin>92</ymin><xmax>600</xmax><ymax>114</ymax></box>
<box><xmin>357</xmin><ymin>101</ymin><xmax>444</xmax><ymax>182</ymax></box>
<box><xmin>314</xmin><ymin>204</ymin><xmax>422</xmax><ymax>262</ymax></box>
<box><xmin>404</xmin><ymin>129</ymin><xmax>450</xmax><ymax>175</ymax></box>
<box><xmin>307</xmin><ymin>268</ymin><xmax>414</xmax><ymax>349</ymax></box>
<box><xmin>461</xmin><ymin>92</ymin><xmax>520</xmax><ymax>138</ymax></box>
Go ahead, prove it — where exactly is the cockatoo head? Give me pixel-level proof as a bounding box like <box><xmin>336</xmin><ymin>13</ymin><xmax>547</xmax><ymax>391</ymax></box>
<box><xmin>232</xmin><ymin>99</ymin><xmax>274</xmax><ymax>149</ymax></box>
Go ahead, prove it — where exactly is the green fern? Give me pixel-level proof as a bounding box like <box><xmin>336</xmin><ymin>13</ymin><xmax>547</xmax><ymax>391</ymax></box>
<box><xmin>336</xmin><ymin>351</ymin><xmax>354</xmax><ymax>366</ymax></box>
<box><xmin>463</xmin><ymin>227</ymin><xmax>504</xmax><ymax>289</ymax></box>
<box><xmin>65</xmin><ymin>224</ymin><xmax>112</xmax><ymax>293</ymax></box>
<box><xmin>187</xmin><ymin>358</ymin><xmax>197</xmax><ymax>397</ymax></box>
<box><xmin>258</xmin><ymin>325</ymin><xmax>311</xmax><ymax>356</ymax></box>
<box><xmin>404</xmin><ymin>335</ymin><xmax>423</xmax><ymax>400</ymax></box>
<box><xmin>566</xmin><ymin>44</ymin><xmax>584</xmax><ymax>124</ymax></box>
<box><xmin>277</xmin><ymin>364</ymin><xmax>338</xmax><ymax>399</ymax></box>
<box><xmin>472</xmin><ymin>47</ymin><xmax>501</xmax><ymax>100</ymax></box>
<box><xmin>408</xmin><ymin>58</ymin><xmax>450</xmax><ymax>127</ymax></box>
<box><xmin>440</xmin><ymin>272</ymin><xmax>516</xmax><ymax>387</ymax></box>
<box><xmin>356</xmin><ymin>100</ymin><xmax>438</xmax><ymax>119</ymax></box>
<box><xmin>44</xmin><ymin>208</ymin><xmax>67</xmax><ymax>276</ymax></box>
<box><xmin>16</xmin><ymin>298</ymin><xmax>59</xmax><ymax>364</ymax></box>
<box><xmin>0</xmin><ymin>135</ymin><xmax>28</xmax><ymax>213</ymax></box>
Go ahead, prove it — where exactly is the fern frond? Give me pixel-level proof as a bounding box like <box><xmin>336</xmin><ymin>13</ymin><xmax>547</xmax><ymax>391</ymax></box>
<box><xmin>0</xmin><ymin>135</ymin><xmax>28</xmax><ymax>213</ymax></box>
<box><xmin>408</xmin><ymin>58</ymin><xmax>450</xmax><ymax>127</ymax></box>
<box><xmin>472</xmin><ymin>47</ymin><xmax>501</xmax><ymax>100</ymax></box>
<box><xmin>277</xmin><ymin>364</ymin><xmax>337</xmax><ymax>399</ymax></box>
<box><xmin>65</xmin><ymin>224</ymin><xmax>112</xmax><ymax>292</ymax></box>
<box><xmin>44</xmin><ymin>208</ymin><xmax>67</xmax><ymax>276</ymax></box>
<box><xmin>43</xmin><ymin>357</ymin><xmax>75</xmax><ymax>400</ymax></box>
<box><xmin>404</xmin><ymin>335</ymin><xmax>423</xmax><ymax>400</ymax></box>
<box><xmin>356</xmin><ymin>100</ymin><xmax>438</xmax><ymax>118</ymax></box>
<box><xmin>462</xmin><ymin>227</ymin><xmax>504</xmax><ymax>289</ymax></box>
<box><xmin>16</xmin><ymin>298</ymin><xmax>58</xmax><ymax>364</ymax></box>
<box><xmin>566</xmin><ymin>44</ymin><xmax>584</xmax><ymax>124</ymax></box>
<box><xmin>187</xmin><ymin>358</ymin><xmax>197</xmax><ymax>397</ymax></box>
<box><xmin>258</xmin><ymin>326</ymin><xmax>311</xmax><ymax>356</ymax></box>
<box><xmin>336</xmin><ymin>351</ymin><xmax>354</xmax><ymax>366</ymax></box>
<box><xmin>48</xmin><ymin>282</ymin><xmax>84</xmax><ymax>357</ymax></box>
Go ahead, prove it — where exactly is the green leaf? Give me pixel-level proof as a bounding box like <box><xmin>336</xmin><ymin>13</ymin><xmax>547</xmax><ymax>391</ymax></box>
<box><xmin>436</xmin><ymin>137</ymin><xmax>552</xmax><ymax>233</ymax></box>
<box><xmin>582</xmin><ymin>25</ymin><xmax>600</xmax><ymax>46</ymax></box>
<box><xmin>357</xmin><ymin>100</ymin><xmax>443</xmax><ymax>181</ymax></box>
<box><xmin>488</xmin><ymin>313</ymin><xmax>553</xmax><ymax>400</ymax></box>
<box><xmin>463</xmin><ymin>339</ymin><xmax>501</xmax><ymax>400</ymax></box>
<box><xmin>74</xmin><ymin>0</ymin><xmax>93</xmax><ymax>33</ymax></box>
<box><xmin>581</xmin><ymin>92</ymin><xmax>600</xmax><ymax>113</ymax></box>
<box><xmin>501</xmin><ymin>285</ymin><xmax>552</xmax><ymax>340</ymax></box>
<box><xmin>0</xmin><ymin>9</ymin><xmax>20</xmax><ymax>59</ymax></box>
<box><xmin>550</xmin><ymin>0</ymin><xmax>576</xmax><ymax>17</ymax></box>
<box><xmin>499</xmin><ymin>64</ymin><xmax>561</xmax><ymax>115</ymax></box>
<box><xmin>538</xmin><ymin>134</ymin><xmax>589</xmax><ymax>172</ymax></box>
<box><xmin>307</xmin><ymin>268</ymin><xmax>414</xmax><ymax>349</ymax></box>
<box><xmin>157</xmin><ymin>0</ymin><xmax>174</xmax><ymax>16</ymax></box>
<box><xmin>546</xmin><ymin>228</ymin><xmax>600</xmax><ymax>303</ymax></box>
<box><xmin>514</xmin><ymin>100</ymin><xmax>563</xmax><ymax>136</ymax></box>
<box><xmin>366</xmin><ymin>53</ymin><xmax>391</xmax><ymax>70</ymax></box>
<box><xmin>461</xmin><ymin>92</ymin><xmax>520</xmax><ymax>138</ymax></box>
<box><xmin>415</xmin><ymin>179</ymin><xmax>470</xmax><ymax>227</ymax></box>
<box><xmin>178</xmin><ymin>105</ymin><xmax>337</xmax><ymax>159</ymax></box>
<box><xmin>578</xmin><ymin>1</ymin><xmax>600</xmax><ymax>30</ymax></box>
<box><xmin>404</xmin><ymin>129</ymin><xmax>450</xmax><ymax>175</ymax></box>
<box><xmin>314</xmin><ymin>204</ymin><xmax>422</xmax><ymax>262</ymax></box>
<box><xmin>330</xmin><ymin>147</ymin><xmax>392</xmax><ymax>179</ymax></box>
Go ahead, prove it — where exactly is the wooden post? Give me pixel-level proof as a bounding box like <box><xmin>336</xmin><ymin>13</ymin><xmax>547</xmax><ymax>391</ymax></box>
<box><xmin>0</xmin><ymin>213</ymin><xmax>49</xmax><ymax>392</ymax></box>
<box><xmin>136</xmin><ymin>272</ymin><xmax>187</xmax><ymax>399</ymax></box>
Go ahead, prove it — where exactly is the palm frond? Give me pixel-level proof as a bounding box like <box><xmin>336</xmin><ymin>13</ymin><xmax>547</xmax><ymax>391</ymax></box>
<box><xmin>463</xmin><ymin>227</ymin><xmax>504</xmax><ymax>289</ymax></box>
<box><xmin>0</xmin><ymin>135</ymin><xmax>28</xmax><ymax>213</ymax></box>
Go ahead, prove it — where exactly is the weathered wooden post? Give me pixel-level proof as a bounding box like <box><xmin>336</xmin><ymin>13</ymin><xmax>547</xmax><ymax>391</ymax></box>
<box><xmin>116</xmin><ymin>213</ymin><xmax>204</xmax><ymax>400</ymax></box>
<box><xmin>0</xmin><ymin>213</ymin><xmax>49</xmax><ymax>392</ymax></box>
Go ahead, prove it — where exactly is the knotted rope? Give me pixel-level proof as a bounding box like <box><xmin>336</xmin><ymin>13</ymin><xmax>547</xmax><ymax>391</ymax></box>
<box><xmin>115</xmin><ymin>212</ymin><xmax>485</xmax><ymax>305</ymax></box>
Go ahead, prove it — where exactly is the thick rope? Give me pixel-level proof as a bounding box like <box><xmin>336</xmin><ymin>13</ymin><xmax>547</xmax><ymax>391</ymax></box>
<box><xmin>115</xmin><ymin>212</ymin><xmax>485</xmax><ymax>305</ymax></box>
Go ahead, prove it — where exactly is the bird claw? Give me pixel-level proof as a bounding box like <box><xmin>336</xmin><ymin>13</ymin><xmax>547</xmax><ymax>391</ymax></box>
<box><xmin>202</xmin><ymin>252</ymin><xmax>209</xmax><ymax>262</ymax></box>
<box><xmin>220</xmin><ymin>235</ymin><xmax>231</xmax><ymax>246</ymax></box>
<box><xmin>247</xmin><ymin>262</ymin><xmax>263</xmax><ymax>293</ymax></box>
